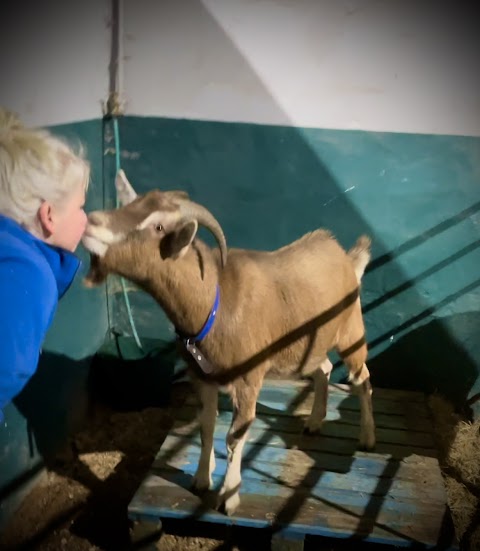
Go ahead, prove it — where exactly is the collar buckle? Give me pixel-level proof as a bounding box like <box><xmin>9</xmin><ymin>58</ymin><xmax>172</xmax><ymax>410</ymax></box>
<box><xmin>176</xmin><ymin>285</ymin><xmax>220</xmax><ymax>375</ymax></box>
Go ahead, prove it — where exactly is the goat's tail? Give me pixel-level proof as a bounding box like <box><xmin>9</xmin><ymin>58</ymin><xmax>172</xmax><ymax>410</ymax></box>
<box><xmin>348</xmin><ymin>235</ymin><xmax>371</xmax><ymax>283</ymax></box>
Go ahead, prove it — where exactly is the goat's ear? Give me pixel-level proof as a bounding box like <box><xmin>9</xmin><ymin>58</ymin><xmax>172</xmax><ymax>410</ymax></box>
<box><xmin>160</xmin><ymin>219</ymin><xmax>198</xmax><ymax>260</ymax></box>
<box><xmin>115</xmin><ymin>169</ymin><xmax>137</xmax><ymax>206</ymax></box>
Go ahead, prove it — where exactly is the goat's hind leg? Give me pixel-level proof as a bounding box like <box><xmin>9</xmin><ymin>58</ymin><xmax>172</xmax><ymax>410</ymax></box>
<box><xmin>350</xmin><ymin>363</ymin><xmax>375</xmax><ymax>450</ymax></box>
<box><xmin>304</xmin><ymin>358</ymin><xmax>333</xmax><ymax>434</ymax></box>
<box><xmin>192</xmin><ymin>379</ymin><xmax>218</xmax><ymax>493</ymax></box>
<box><xmin>337</xmin><ymin>309</ymin><xmax>376</xmax><ymax>450</ymax></box>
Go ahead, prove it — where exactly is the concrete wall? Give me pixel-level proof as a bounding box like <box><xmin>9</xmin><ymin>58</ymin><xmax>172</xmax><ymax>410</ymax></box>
<box><xmin>0</xmin><ymin>0</ymin><xmax>110</xmax><ymax>126</ymax></box>
<box><xmin>2</xmin><ymin>0</ymin><xmax>478</xmax><ymax>133</ymax></box>
<box><xmin>122</xmin><ymin>0</ymin><xmax>479</xmax><ymax>136</ymax></box>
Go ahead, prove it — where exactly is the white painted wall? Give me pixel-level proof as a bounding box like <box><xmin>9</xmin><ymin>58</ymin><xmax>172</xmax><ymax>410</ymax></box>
<box><xmin>0</xmin><ymin>0</ymin><xmax>111</xmax><ymax>128</ymax></box>
<box><xmin>1</xmin><ymin>0</ymin><xmax>478</xmax><ymax>135</ymax></box>
<box><xmin>123</xmin><ymin>0</ymin><xmax>480</xmax><ymax>136</ymax></box>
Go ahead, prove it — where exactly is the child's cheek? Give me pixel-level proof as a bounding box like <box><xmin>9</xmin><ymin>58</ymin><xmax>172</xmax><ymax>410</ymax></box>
<box><xmin>81</xmin><ymin>210</ymin><xmax>88</xmax><ymax>232</ymax></box>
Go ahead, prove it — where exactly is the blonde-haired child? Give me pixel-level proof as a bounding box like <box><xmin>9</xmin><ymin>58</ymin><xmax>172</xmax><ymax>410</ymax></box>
<box><xmin>0</xmin><ymin>108</ymin><xmax>90</xmax><ymax>422</ymax></box>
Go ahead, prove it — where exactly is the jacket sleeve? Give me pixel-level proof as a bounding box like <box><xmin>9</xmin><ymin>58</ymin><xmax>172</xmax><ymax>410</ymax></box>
<box><xmin>0</xmin><ymin>256</ymin><xmax>57</xmax><ymax>421</ymax></box>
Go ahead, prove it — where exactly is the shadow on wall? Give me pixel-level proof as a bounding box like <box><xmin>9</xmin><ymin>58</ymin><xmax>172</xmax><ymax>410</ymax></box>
<box><xmin>103</xmin><ymin>0</ymin><xmax>480</xmax><ymax>417</ymax></box>
<box><xmin>369</xmin><ymin>311</ymin><xmax>480</xmax><ymax>418</ymax></box>
<box><xmin>86</xmin><ymin>335</ymin><xmax>175</xmax><ymax>412</ymax></box>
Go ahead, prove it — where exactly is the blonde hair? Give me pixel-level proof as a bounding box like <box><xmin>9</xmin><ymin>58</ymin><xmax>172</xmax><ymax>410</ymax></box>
<box><xmin>0</xmin><ymin>107</ymin><xmax>90</xmax><ymax>230</ymax></box>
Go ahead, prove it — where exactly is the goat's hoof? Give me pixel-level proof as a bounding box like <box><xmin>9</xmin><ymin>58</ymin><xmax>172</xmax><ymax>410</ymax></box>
<box><xmin>358</xmin><ymin>443</ymin><xmax>375</xmax><ymax>452</ymax></box>
<box><xmin>217</xmin><ymin>492</ymin><xmax>240</xmax><ymax>516</ymax></box>
<box><xmin>359</xmin><ymin>433</ymin><xmax>376</xmax><ymax>452</ymax></box>
<box><xmin>303</xmin><ymin>420</ymin><xmax>322</xmax><ymax>435</ymax></box>
<box><xmin>191</xmin><ymin>475</ymin><xmax>212</xmax><ymax>494</ymax></box>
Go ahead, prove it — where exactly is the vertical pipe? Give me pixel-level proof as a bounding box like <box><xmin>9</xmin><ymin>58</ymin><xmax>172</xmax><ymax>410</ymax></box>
<box><xmin>105</xmin><ymin>0</ymin><xmax>143</xmax><ymax>350</ymax></box>
<box><xmin>107</xmin><ymin>0</ymin><xmax>124</xmax><ymax>115</ymax></box>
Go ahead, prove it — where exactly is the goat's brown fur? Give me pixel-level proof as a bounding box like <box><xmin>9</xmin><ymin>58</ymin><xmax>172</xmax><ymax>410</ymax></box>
<box><xmin>82</xmin><ymin>182</ymin><xmax>375</xmax><ymax>515</ymax></box>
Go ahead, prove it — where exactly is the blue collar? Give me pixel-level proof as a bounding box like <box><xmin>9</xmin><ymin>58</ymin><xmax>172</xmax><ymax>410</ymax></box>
<box><xmin>178</xmin><ymin>285</ymin><xmax>220</xmax><ymax>344</ymax></box>
<box><xmin>177</xmin><ymin>286</ymin><xmax>220</xmax><ymax>375</ymax></box>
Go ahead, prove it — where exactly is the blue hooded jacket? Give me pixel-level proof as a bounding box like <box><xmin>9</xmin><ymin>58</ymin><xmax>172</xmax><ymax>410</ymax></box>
<box><xmin>0</xmin><ymin>214</ymin><xmax>81</xmax><ymax>423</ymax></box>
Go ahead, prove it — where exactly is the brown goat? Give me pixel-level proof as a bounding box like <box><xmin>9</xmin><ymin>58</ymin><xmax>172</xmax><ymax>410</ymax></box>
<box><xmin>82</xmin><ymin>170</ymin><xmax>375</xmax><ymax>515</ymax></box>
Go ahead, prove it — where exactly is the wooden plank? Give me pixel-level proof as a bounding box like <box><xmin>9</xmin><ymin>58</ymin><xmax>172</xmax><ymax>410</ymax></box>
<box><xmin>171</xmin><ymin>419</ymin><xmax>438</xmax><ymax>459</ymax></box>
<box><xmin>263</xmin><ymin>379</ymin><xmax>428</xmax><ymax>403</ymax></box>
<box><xmin>152</xmin><ymin>438</ymin><xmax>447</xmax><ymax>503</ymax></box>
<box><xmin>147</xmin><ymin>469</ymin><xmax>447</xmax><ymax>516</ymax></box>
<box><xmin>254</xmin><ymin>381</ymin><xmax>429</xmax><ymax>408</ymax></box>
<box><xmin>128</xmin><ymin>471</ymin><xmax>453</xmax><ymax>549</ymax></box>
<box><xmin>254</xmin><ymin>397</ymin><xmax>431</xmax><ymax>433</ymax></box>
<box><xmin>259</xmin><ymin>390</ymin><xmax>430</xmax><ymax>419</ymax></box>
<box><xmin>157</xmin><ymin>434</ymin><xmax>443</xmax><ymax>483</ymax></box>
<box><xmin>256</xmin><ymin>404</ymin><xmax>431</xmax><ymax>433</ymax></box>
<box><xmin>229</xmin><ymin>410</ymin><xmax>433</xmax><ymax>448</ymax></box>
<box><xmin>178</xmin><ymin>402</ymin><xmax>432</xmax><ymax>433</ymax></box>
<box><xmin>128</xmin><ymin>382</ymin><xmax>456</xmax><ymax>550</ymax></box>
<box><xmin>184</xmin><ymin>388</ymin><xmax>432</xmax><ymax>419</ymax></box>
<box><xmin>175</xmin><ymin>406</ymin><xmax>435</xmax><ymax>447</ymax></box>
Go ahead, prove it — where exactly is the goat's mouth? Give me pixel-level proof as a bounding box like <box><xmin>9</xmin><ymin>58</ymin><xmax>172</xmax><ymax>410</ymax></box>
<box><xmin>81</xmin><ymin>230</ymin><xmax>110</xmax><ymax>258</ymax></box>
<box><xmin>81</xmin><ymin>224</ymin><xmax>122</xmax><ymax>257</ymax></box>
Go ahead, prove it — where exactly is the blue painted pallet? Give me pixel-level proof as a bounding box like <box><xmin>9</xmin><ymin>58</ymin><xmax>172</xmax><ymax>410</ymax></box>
<box><xmin>128</xmin><ymin>380</ymin><xmax>458</xmax><ymax>549</ymax></box>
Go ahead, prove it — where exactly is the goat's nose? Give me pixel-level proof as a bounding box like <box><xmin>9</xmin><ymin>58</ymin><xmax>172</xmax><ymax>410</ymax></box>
<box><xmin>88</xmin><ymin>211</ymin><xmax>105</xmax><ymax>226</ymax></box>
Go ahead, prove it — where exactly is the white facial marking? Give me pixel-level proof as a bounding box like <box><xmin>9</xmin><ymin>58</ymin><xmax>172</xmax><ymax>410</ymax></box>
<box><xmin>137</xmin><ymin>211</ymin><xmax>163</xmax><ymax>230</ymax></box>
<box><xmin>81</xmin><ymin>234</ymin><xmax>109</xmax><ymax>257</ymax></box>
<box><xmin>136</xmin><ymin>210</ymin><xmax>180</xmax><ymax>231</ymax></box>
<box><xmin>88</xmin><ymin>225</ymin><xmax>122</xmax><ymax>244</ymax></box>
<box><xmin>82</xmin><ymin>225</ymin><xmax>124</xmax><ymax>257</ymax></box>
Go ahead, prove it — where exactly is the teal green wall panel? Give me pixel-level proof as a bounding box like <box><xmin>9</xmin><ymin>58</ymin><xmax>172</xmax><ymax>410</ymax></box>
<box><xmin>112</xmin><ymin>116</ymin><xmax>480</xmax><ymax>418</ymax></box>
<box><xmin>0</xmin><ymin>119</ymin><xmax>109</xmax><ymax>529</ymax></box>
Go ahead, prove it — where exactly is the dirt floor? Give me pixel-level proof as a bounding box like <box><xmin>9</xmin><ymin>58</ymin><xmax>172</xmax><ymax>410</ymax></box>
<box><xmin>1</xmin><ymin>382</ymin><xmax>479</xmax><ymax>551</ymax></box>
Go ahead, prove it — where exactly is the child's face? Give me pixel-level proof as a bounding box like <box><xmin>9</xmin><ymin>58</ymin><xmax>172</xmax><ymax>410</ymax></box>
<box><xmin>50</xmin><ymin>184</ymin><xmax>88</xmax><ymax>252</ymax></box>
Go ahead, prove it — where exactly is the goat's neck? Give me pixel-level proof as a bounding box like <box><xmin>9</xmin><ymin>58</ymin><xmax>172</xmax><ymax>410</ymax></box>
<box><xmin>113</xmin><ymin>239</ymin><xmax>220</xmax><ymax>337</ymax></box>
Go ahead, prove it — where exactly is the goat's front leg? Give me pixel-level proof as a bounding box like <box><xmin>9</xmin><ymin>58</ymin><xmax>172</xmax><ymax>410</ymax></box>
<box><xmin>218</xmin><ymin>378</ymin><xmax>262</xmax><ymax>516</ymax></box>
<box><xmin>192</xmin><ymin>380</ymin><xmax>218</xmax><ymax>493</ymax></box>
<box><xmin>304</xmin><ymin>358</ymin><xmax>332</xmax><ymax>434</ymax></box>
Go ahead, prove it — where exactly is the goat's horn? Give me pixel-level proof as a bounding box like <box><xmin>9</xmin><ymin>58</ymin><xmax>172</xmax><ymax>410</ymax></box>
<box><xmin>176</xmin><ymin>200</ymin><xmax>227</xmax><ymax>267</ymax></box>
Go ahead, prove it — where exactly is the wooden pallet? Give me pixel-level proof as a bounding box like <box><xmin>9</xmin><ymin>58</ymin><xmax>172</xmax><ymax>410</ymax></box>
<box><xmin>128</xmin><ymin>380</ymin><xmax>458</xmax><ymax>550</ymax></box>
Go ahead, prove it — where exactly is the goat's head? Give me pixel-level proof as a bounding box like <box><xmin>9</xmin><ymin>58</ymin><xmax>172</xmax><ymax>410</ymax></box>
<box><xmin>81</xmin><ymin>170</ymin><xmax>227</xmax><ymax>286</ymax></box>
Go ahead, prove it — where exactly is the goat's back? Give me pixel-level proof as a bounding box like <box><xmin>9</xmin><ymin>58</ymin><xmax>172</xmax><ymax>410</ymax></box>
<box><xmin>215</xmin><ymin>230</ymin><xmax>367</xmax><ymax>373</ymax></box>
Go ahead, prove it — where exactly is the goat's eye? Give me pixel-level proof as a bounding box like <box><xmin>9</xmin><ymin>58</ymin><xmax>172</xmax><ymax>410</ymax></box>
<box><xmin>154</xmin><ymin>223</ymin><xmax>163</xmax><ymax>232</ymax></box>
